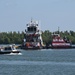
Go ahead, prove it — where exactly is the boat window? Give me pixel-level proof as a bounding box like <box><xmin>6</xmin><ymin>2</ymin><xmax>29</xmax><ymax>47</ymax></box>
<box><xmin>5</xmin><ymin>47</ymin><xmax>8</xmax><ymax>50</ymax></box>
<box><xmin>34</xmin><ymin>27</ymin><xmax>36</xmax><ymax>31</ymax></box>
<box><xmin>31</xmin><ymin>27</ymin><xmax>33</xmax><ymax>31</ymax></box>
<box><xmin>27</xmin><ymin>27</ymin><xmax>37</xmax><ymax>32</ymax></box>
<box><xmin>28</xmin><ymin>27</ymin><xmax>31</xmax><ymax>31</ymax></box>
<box><xmin>5</xmin><ymin>47</ymin><xmax>11</xmax><ymax>50</ymax></box>
<box><xmin>8</xmin><ymin>47</ymin><xmax>12</xmax><ymax>50</ymax></box>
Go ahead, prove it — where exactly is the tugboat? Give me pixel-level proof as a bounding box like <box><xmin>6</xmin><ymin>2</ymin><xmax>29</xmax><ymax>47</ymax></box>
<box><xmin>51</xmin><ymin>33</ymin><xmax>72</xmax><ymax>49</ymax></box>
<box><xmin>22</xmin><ymin>19</ymin><xmax>43</xmax><ymax>50</ymax></box>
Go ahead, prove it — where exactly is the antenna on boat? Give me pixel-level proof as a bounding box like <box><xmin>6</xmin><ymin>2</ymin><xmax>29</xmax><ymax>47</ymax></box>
<box><xmin>31</xmin><ymin>17</ymin><xmax>33</xmax><ymax>23</ymax></box>
<box><xmin>58</xmin><ymin>26</ymin><xmax>60</xmax><ymax>34</ymax></box>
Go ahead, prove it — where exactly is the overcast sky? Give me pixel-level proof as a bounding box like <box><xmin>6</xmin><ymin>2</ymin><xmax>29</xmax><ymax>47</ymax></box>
<box><xmin>0</xmin><ymin>0</ymin><xmax>75</xmax><ymax>32</ymax></box>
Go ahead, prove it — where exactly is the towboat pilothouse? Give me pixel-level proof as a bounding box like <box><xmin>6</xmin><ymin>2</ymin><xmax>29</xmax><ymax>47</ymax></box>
<box><xmin>51</xmin><ymin>33</ymin><xmax>72</xmax><ymax>49</ymax></box>
<box><xmin>22</xmin><ymin>19</ymin><xmax>43</xmax><ymax>50</ymax></box>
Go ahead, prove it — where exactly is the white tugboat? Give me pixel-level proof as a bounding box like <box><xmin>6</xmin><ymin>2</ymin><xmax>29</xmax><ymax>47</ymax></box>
<box><xmin>22</xmin><ymin>19</ymin><xmax>43</xmax><ymax>50</ymax></box>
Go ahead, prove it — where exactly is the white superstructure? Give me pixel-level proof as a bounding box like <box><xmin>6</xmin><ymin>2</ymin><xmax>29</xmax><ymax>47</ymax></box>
<box><xmin>23</xmin><ymin>19</ymin><xmax>43</xmax><ymax>49</ymax></box>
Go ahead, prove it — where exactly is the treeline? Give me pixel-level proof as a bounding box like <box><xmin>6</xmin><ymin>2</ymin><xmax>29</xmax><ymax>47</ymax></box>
<box><xmin>0</xmin><ymin>31</ymin><xmax>24</xmax><ymax>44</ymax></box>
<box><xmin>0</xmin><ymin>30</ymin><xmax>75</xmax><ymax>44</ymax></box>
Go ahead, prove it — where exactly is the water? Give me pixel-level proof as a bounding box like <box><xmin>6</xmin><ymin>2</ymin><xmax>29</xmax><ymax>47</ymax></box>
<box><xmin>0</xmin><ymin>49</ymin><xmax>75</xmax><ymax>75</ymax></box>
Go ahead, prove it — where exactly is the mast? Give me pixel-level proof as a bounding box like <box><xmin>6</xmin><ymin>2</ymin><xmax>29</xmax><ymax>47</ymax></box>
<box><xmin>58</xmin><ymin>26</ymin><xmax>60</xmax><ymax>34</ymax></box>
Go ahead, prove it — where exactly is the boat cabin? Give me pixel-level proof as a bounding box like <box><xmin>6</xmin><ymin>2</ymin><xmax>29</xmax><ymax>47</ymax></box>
<box><xmin>25</xmin><ymin>20</ymin><xmax>39</xmax><ymax>33</ymax></box>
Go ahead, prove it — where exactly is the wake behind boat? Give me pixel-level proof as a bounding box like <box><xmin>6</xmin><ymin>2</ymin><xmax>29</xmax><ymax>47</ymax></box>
<box><xmin>0</xmin><ymin>44</ymin><xmax>20</xmax><ymax>54</ymax></box>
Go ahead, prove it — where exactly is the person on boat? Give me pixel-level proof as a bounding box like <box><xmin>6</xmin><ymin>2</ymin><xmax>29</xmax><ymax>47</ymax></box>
<box><xmin>12</xmin><ymin>44</ymin><xmax>16</xmax><ymax>50</ymax></box>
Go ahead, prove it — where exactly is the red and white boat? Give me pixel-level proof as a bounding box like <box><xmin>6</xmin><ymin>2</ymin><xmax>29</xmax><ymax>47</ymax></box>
<box><xmin>51</xmin><ymin>33</ymin><xmax>72</xmax><ymax>49</ymax></box>
<box><xmin>22</xmin><ymin>19</ymin><xmax>44</xmax><ymax>50</ymax></box>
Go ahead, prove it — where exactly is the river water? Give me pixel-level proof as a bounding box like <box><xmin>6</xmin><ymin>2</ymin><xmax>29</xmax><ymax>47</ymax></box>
<box><xmin>0</xmin><ymin>49</ymin><xmax>75</xmax><ymax>75</ymax></box>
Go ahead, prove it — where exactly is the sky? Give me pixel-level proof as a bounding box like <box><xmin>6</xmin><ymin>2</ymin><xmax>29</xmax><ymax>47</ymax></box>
<box><xmin>0</xmin><ymin>0</ymin><xmax>75</xmax><ymax>32</ymax></box>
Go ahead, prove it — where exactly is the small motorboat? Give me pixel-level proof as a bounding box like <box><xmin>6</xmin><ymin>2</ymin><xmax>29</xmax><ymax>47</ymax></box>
<box><xmin>0</xmin><ymin>44</ymin><xmax>20</xmax><ymax>54</ymax></box>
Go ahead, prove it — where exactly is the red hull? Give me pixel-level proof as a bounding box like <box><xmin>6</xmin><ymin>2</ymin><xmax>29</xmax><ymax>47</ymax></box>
<box><xmin>52</xmin><ymin>44</ymin><xmax>71</xmax><ymax>49</ymax></box>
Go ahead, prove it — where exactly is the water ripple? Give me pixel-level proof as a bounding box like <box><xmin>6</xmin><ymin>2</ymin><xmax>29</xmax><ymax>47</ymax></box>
<box><xmin>0</xmin><ymin>60</ymin><xmax>75</xmax><ymax>66</ymax></box>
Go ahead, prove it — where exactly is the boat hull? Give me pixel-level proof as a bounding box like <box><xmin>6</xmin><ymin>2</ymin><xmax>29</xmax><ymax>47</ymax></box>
<box><xmin>51</xmin><ymin>44</ymin><xmax>72</xmax><ymax>49</ymax></box>
<box><xmin>21</xmin><ymin>46</ymin><xmax>42</xmax><ymax>50</ymax></box>
<box><xmin>51</xmin><ymin>46</ymin><xmax>71</xmax><ymax>49</ymax></box>
<box><xmin>51</xmin><ymin>42</ymin><xmax>72</xmax><ymax>49</ymax></box>
<box><xmin>0</xmin><ymin>51</ymin><xmax>20</xmax><ymax>54</ymax></box>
